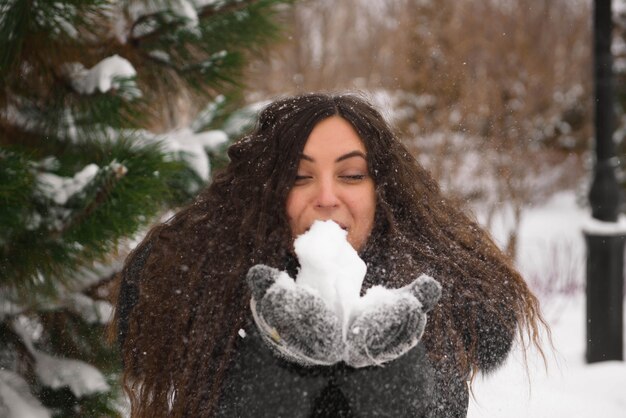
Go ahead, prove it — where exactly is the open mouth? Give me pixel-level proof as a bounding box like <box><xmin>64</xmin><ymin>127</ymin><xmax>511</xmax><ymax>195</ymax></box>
<box><xmin>305</xmin><ymin>220</ymin><xmax>349</xmax><ymax>232</ymax></box>
<box><xmin>333</xmin><ymin>221</ymin><xmax>349</xmax><ymax>231</ymax></box>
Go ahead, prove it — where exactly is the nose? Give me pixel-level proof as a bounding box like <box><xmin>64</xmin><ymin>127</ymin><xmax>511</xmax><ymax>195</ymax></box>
<box><xmin>314</xmin><ymin>178</ymin><xmax>340</xmax><ymax>209</ymax></box>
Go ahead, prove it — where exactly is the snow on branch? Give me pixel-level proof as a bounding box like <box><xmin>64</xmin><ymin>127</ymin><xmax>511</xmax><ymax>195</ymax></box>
<box><xmin>65</xmin><ymin>55</ymin><xmax>139</xmax><ymax>98</ymax></box>
<box><xmin>67</xmin><ymin>258</ymin><xmax>124</xmax><ymax>293</ymax></box>
<box><xmin>37</xmin><ymin>164</ymin><xmax>100</xmax><ymax>206</ymax></box>
<box><xmin>11</xmin><ymin>318</ymin><xmax>110</xmax><ymax>398</ymax></box>
<box><xmin>0</xmin><ymin>370</ymin><xmax>50</xmax><ymax>418</ymax></box>
<box><xmin>126</xmin><ymin>0</ymin><xmax>261</xmax><ymax>44</ymax></box>
<box><xmin>32</xmin><ymin>351</ymin><xmax>111</xmax><ymax>397</ymax></box>
<box><xmin>190</xmin><ymin>94</ymin><xmax>226</xmax><ymax>131</ymax></box>
<box><xmin>34</xmin><ymin>160</ymin><xmax>128</xmax><ymax>233</ymax></box>
<box><xmin>66</xmin><ymin>293</ymin><xmax>113</xmax><ymax>325</ymax></box>
<box><xmin>0</xmin><ymin>297</ymin><xmax>23</xmax><ymax>322</ymax></box>
<box><xmin>162</xmin><ymin>128</ymin><xmax>228</xmax><ymax>181</ymax></box>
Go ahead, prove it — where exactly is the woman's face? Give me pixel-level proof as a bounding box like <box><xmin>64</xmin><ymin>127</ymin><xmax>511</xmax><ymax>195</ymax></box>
<box><xmin>286</xmin><ymin>116</ymin><xmax>376</xmax><ymax>251</ymax></box>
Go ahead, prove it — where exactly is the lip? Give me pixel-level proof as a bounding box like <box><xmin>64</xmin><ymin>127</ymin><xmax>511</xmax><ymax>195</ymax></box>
<box><xmin>306</xmin><ymin>220</ymin><xmax>349</xmax><ymax>232</ymax></box>
<box><xmin>326</xmin><ymin>220</ymin><xmax>348</xmax><ymax>231</ymax></box>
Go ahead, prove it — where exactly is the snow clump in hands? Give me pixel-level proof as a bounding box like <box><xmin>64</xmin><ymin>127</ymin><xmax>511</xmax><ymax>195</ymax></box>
<box><xmin>247</xmin><ymin>220</ymin><xmax>441</xmax><ymax>368</ymax></box>
<box><xmin>294</xmin><ymin>220</ymin><xmax>367</xmax><ymax>336</ymax></box>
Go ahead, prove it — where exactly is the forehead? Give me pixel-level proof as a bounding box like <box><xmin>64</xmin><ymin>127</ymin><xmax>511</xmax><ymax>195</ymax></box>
<box><xmin>303</xmin><ymin>116</ymin><xmax>366</xmax><ymax>154</ymax></box>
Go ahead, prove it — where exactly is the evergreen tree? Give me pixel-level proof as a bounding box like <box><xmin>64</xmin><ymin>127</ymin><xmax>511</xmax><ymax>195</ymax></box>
<box><xmin>0</xmin><ymin>0</ymin><xmax>291</xmax><ymax>416</ymax></box>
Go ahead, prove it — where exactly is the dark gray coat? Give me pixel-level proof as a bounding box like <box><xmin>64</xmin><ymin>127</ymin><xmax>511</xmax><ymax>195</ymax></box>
<box><xmin>214</xmin><ymin>315</ymin><xmax>469</xmax><ymax>418</ymax></box>
<box><xmin>118</xmin><ymin>244</ymin><xmax>511</xmax><ymax>417</ymax></box>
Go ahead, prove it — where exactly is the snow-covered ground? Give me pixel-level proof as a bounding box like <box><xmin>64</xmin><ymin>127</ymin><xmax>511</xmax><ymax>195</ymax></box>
<box><xmin>468</xmin><ymin>191</ymin><xmax>626</xmax><ymax>417</ymax></box>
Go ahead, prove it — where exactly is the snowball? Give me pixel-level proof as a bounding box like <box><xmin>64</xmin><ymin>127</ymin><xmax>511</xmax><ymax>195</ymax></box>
<box><xmin>290</xmin><ymin>220</ymin><xmax>419</xmax><ymax>341</ymax></box>
<box><xmin>294</xmin><ymin>220</ymin><xmax>367</xmax><ymax>331</ymax></box>
<box><xmin>357</xmin><ymin>285</ymin><xmax>402</xmax><ymax>312</ymax></box>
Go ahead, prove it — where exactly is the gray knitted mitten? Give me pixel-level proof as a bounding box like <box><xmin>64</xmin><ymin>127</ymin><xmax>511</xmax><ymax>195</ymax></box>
<box><xmin>344</xmin><ymin>274</ymin><xmax>442</xmax><ymax>368</ymax></box>
<box><xmin>246</xmin><ymin>264</ymin><xmax>344</xmax><ymax>366</ymax></box>
<box><xmin>247</xmin><ymin>265</ymin><xmax>441</xmax><ymax>368</ymax></box>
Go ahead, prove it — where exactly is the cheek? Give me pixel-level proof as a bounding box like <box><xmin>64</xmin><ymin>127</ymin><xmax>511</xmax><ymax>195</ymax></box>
<box><xmin>360</xmin><ymin>188</ymin><xmax>377</xmax><ymax>234</ymax></box>
<box><xmin>360</xmin><ymin>202</ymin><xmax>376</xmax><ymax>236</ymax></box>
<box><xmin>348</xmin><ymin>188</ymin><xmax>376</xmax><ymax>233</ymax></box>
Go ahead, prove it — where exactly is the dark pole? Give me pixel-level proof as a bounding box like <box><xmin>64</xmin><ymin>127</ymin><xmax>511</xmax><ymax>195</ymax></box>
<box><xmin>586</xmin><ymin>0</ymin><xmax>624</xmax><ymax>363</ymax></box>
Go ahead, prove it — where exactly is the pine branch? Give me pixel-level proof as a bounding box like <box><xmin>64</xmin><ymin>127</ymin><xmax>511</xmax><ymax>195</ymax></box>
<box><xmin>1</xmin><ymin>0</ymin><xmax>292</xmax><ymax>414</ymax></box>
<box><xmin>52</xmin><ymin>162</ymin><xmax>128</xmax><ymax>241</ymax></box>
<box><xmin>129</xmin><ymin>0</ymin><xmax>265</xmax><ymax>46</ymax></box>
<box><xmin>0</xmin><ymin>320</ymin><xmax>35</xmax><ymax>372</ymax></box>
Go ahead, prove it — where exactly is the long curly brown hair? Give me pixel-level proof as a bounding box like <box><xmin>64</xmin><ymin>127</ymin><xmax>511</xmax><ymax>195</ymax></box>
<box><xmin>115</xmin><ymin>93</ymin><xmax>546</xmax><ymax>417</ymax></box>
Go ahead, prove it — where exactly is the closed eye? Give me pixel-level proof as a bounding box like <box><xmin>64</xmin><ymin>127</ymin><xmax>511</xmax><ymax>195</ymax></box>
<box><xmin>294</xmin><ymin>175</ymin><xmax>312</xmax><ymax>185</ymax></box>
<box><xmin>340</xmin><ymin>174</ymin><xmax>367</xmax><ymax>183</ymax></box>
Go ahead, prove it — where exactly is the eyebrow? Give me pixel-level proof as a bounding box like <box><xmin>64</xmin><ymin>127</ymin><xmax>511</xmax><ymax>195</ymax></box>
<box><xmin>300</xmin><ymin>150</ymin><xmax>367</xmax><ymax>163</ymax></box>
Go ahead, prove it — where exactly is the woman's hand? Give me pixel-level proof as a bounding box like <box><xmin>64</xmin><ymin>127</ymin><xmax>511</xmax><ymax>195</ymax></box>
<box><xmin>247</xmin><ymin>265</ymin><xmax>441</xmax><ymax>369</ymax></box>
<box><xmin>344</xmin><ymin>274</ymin><xmax>441</xmax><ymax>368</ymax></box>
<box><xmin>247</xmin><ymin>265</ymin><xmax>345</xmax><ymax>366</ymax></box>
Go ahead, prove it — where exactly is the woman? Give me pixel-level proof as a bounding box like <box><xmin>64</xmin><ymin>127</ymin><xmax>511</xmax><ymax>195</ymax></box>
<box><xmin>115</xmin><ymin>93</ymin><xmax>545</xmax><ymax>417</ymax></box>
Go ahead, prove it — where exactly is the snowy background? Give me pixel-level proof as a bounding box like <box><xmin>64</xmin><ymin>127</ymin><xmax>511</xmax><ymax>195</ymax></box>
<box><xmin>468</xmin><ymin>191</ymin><xmax>626</xmax><ymax>417</ymax></box>
<box><xmin>5</xmin><ymin>0</ymin><xmax>625</xmax><ymax>416</ymax></box>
